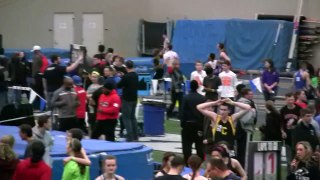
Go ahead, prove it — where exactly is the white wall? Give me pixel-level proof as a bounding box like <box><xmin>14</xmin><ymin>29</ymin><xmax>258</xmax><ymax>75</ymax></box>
<box><xmin>0</xmin><ymin>0</ymin><xmax>319</xmax><ymax>61</ymax></box>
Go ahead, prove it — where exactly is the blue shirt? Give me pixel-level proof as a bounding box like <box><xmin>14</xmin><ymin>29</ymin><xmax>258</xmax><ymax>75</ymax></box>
<box><xmin>261</xmin><ymin>70</ymin><xmax>279</xmax><ymax>91</ymax></box>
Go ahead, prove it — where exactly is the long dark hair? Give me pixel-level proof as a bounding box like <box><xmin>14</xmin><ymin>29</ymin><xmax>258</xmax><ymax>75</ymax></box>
<box><xmin>188</xmin><ymin>155</ymin><xmax>202</xmax><ymax>180</ymax></box>
<box><xmin>69</xmin><ymin>138</ymin><xmax>86</xmax><ymax>175</ymax></box>
<box><xmin>264</xmin><ymin>59</ymin><xmax>275</xmax><ymax>72</ymax></box>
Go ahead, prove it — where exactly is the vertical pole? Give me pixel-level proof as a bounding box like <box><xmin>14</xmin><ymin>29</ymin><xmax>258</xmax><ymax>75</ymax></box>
<box><xmin>142</xmin><ymin>23</ymin><xmax>145</xmax><ymax>54</ymax></box>
<box><xmin>288</xmin><ymin>0</ymin><xmax>304</xmax><ymax>59</ymax></box>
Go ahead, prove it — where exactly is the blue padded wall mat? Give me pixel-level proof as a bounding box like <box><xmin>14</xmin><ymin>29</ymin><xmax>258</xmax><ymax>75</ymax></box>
<box><xmin>172</xmin><ymin>20</ymin><xmax>228</xmax><ymax>64</ymax></box>
<box><xmin>225</xmin><ymin>19</ymin><xmax>293</xmax><ymax>70</ymax></box>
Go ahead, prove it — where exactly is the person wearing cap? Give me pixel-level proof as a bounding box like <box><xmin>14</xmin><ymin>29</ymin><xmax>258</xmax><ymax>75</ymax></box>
<box><xmin>73</xmin><ymin>75</ymin><xmax>88</xmax><ymax>133</ymax></box>
<box><xmin>43</xmin><ymin>54</ymin><xmax>83</xmax><ymax>109</ymax></box>
<box><xmin>51</xmin><ymin>77</ymin><xmax>80</xmax><ymax>132</ymax></box>
<box><xmin>92</xmin><ymin>82</ymin><xmax>121</xmax><ymax>141</ymax></box>
<box><xmin>31</xmin><ymin>45</ymin><xmax>48</xmax><ymax>99</ymax></box>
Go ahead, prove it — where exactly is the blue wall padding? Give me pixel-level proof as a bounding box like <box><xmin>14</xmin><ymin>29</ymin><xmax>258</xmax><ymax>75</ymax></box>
<box><xmin>225</xmin><ymin>19</ymin><xmax>293</xmax><ymax>70</ymax></box>
<box><xmin>172</xmin><ymin>19</ymin><xmax>293</xmax><ymax>71</ymax></box>
<box><xmin>172</xmin><ymin>20</ymin><xmax>228</xmax><ymax>64</ymax></box>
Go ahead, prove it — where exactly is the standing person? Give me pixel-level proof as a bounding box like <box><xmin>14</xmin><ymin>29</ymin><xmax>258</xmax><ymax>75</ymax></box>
<box><xmin>117</xmin><ymin>60</ymin><xmax>139</xmax><ymax>142</ymax></box>
<box><xmin>72</xmin><ymin>75</ymin><xmax>88</xmax><ymax>133</ymax></box>
<box><xmin>180</xmin><ymin>80</ymin><xmax>206</xmax><ymax>164</ymax></box>
<box><xmin>218</xmin><ymin>61</ymin><xmax>238</xmax><ymax>102</ymax></box>
<box><xmin>206</xmin><ymin>53</ymin><xmax>218</xmax><ymax>71</ymax></box>
<box><xmin>8</xmin><ymin>53</ymin><xmax>28</xmax><ymax>105</ymax></box>
<box><xmin>197</xmin><ymin>98</ymin><xmax>251</xmax><ymax>149</ymax></box>
<box><xmin>205</xmin><ymin>158</ymin><xmax>240</xmax><ymax>180</ymax></box>
<box><xmin>95</xmin><ymin>155</ymin><xmax>125</xmax><ymax>180</ymax></box>
<box><xmin>294</xmin><ymin>62</ymin><xmax>311</xmax><ymax>91</ymax></box>
<box><xmin>87</xmin><ymin>71</ymin><xmax>103</xmax><ymax>136</ymax></box>
<box><xmin>183</xmin><ymin>155</ymin><xmax>207</xmax><ymax>180</ymax></box>
<box><xmin>92</xmin><ymin>82</ymin><xmax>121</xmax><ymax>141</ymax></box>
<box><xmin>287</xmin><ymin>141</ymin><xmax>319</xmax><ymax>180</ymax></box>
<box><xmin>235</xmin><ymin>88</ymin><xmax>257</xmax><ymax>168</ymax></box>
<box><xmin>295</xmin><ymin>90</ymin><xmax>308</xmax><ymax>109</ymax></box>
<box><xmin>292</xmin><ymin>108</ymin><xmax>320</xmax><ymax>151</ymax></box>
<box><xmin>111</xmin><ymin>56</ymin><xmax>127</xmax><ymax>77</ymax></box>
<box><xmin>203</xmin><ymin>66</ymin><xmax>221</xmax><ymax>101</ymax></box>
<box><xmin>264</xmin><ymin>101</ymin><xmax>282</xmax><ymax>141</ymax></box>
<box><xmin>43</xmin><ymin>54</ymin><xmax>82</xmax><ymax>108</ymax></box>
<box><xmin>153</xmin><ymin>58</ymin><xmax>164</xmax><ymax>80</ymax></box>
<box><xmin>105</xmin><ymin>48</ymin><xmax>114</xmax><ymax>65</ymax></box>
<box><xmin>0</xmin><ymin>136</ymin><xmax>19</xmax><ymax>180</ymax></box>
<box><xmin>154</xmin><ymin>156</ymin><xmax>186</xmax><ymax>180</ymax></box>
<box><xmin>190</xmin><ymin>61</ymin><xmax>207</xmax><ymax>95</ymax></box>
<box><xmin>31</xmin><ymin>45</ymin><xmax>48</xmax><ymax>98</ymax></box>
<box><xmin>217</xmin><ymin>43</ymin><xmax>231</xmax><ymax>63</ymax></box>
<box><xmin>0</xmin><ymin>56</ymin><xmax>8</xmax><ymax>111</ymax></box>
<box><xmin>62</xmin><ymin>138</ymin><xmax>90</xmax><ymax>180</ymax></box>
<box><xmin>162</xmin><ymin>34</ymin><xmax>170</xmax><ymax>53</ymax></box>
<box><xmin>155</xmin><ymin>152</ymin><xmax>176</xmax><ymax>177</ymax></box>
<box><xmin>167</xmin><ymin>59</ymin><xmax>184</xmax><ymax>119</ymax></box>
<box><xmin>51</xmin><ymin>77</ymin><xmax>80</xmax><ymax>132</ymax></box>
<box><xmin>13</xmin><ymin>141</ymin><xmax>52</xmax><ymax>180</ymax></box>
<box><xmin>261</xmin><ymin>59</ymin><xmax>280</xmax><ymax>101</ymax></box>
<box><xmin>163</xmin><ymin>44</ymin><xmax>179</xmax><ymax>74</ymax></box>
<box><xmin>280</xmin><ymin>92</ymin><xmax>302</xmax><ymax>171</ymax></box>
<box><xmin>19</xmin><ymin>124</ymin><xmax>34</xmax><ymax>158</ymax></box>
<box><xmin>32</xmin><ymin>115</ymin><xmax>54</xmax><ymax>167</ymax></box>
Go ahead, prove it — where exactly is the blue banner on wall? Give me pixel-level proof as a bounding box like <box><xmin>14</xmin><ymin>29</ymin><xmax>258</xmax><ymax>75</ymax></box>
<box><xmin>225</xmin><ymin>19</ymin><xmax>293</xmax><ymax>70</ymax></box>
<box><xmin>172</xmin><ymin>19</ymin><xmax>293</xmax><ymax>71</ymax></box>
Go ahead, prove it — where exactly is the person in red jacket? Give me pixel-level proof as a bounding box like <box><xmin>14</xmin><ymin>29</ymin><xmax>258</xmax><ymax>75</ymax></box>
<box><xmin>72</xmin><ymin>75</ymin><xmax>88</xmax><ymax>133</ymax></box>
<box><xmin>13</xmin><ymin>140</ymin><xmax>52</xmax><ymax>180</ymax></box>
<box><xmin>92</xmin><ymin>81</ymin><xmax>121</xmax><ymax>141</ymax></box>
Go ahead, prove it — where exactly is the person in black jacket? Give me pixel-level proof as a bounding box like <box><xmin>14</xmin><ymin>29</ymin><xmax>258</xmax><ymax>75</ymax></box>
<box><xmin>292</xmin><ymin>107</ymin><xmax>320</xmax><ymax>151</ymax></box>
<box><xmin>0</xmin><ymin>55</ymin><xmax>8</xmax><ymax>112</ymax></box>
<box><xmin>180</xmin><ymin>80</ymin><xmax>206</xmax><ymax>165</ymax></box>
<box><xmin>264</xmin><ymin>100</ymin><xmax>282</xmax><ymax>141</ymax></box>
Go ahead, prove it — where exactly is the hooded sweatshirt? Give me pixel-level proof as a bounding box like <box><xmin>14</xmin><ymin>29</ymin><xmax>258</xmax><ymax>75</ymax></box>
<box><xmin>32</xmin><ymin>126</ymin><xmax>54</xmax><ymax>167</ymax></box>
<box><xmin>96</xmin><ymin>90</ymin><xmax>121</xmax><ymax>120</ymax></box>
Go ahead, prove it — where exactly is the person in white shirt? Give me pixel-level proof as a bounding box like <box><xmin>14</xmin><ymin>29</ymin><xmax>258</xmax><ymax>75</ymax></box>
<box><xmin>218</xmin><ymin>60</ymin><xmax>237</xmax><ymax>100</ymax></box>
<box><xmin>190</xmin><ymin>61</ymin><xmax>207</xmax><ymax>95</ymax></box>
<box><xmin>163</xmin><ymin>44</ymin><xmax>179</xmax><ymax>74</ymax></box>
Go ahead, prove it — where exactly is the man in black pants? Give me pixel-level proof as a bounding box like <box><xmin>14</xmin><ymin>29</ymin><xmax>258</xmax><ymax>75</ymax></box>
<box><xmin>117</xmin><ymin>60</ymin><xmax>139</xmax><ymax>142</ymax></box>
<box><xmin>235</xmin><ymin>88</ymin><xmax>256</xmax><ymax>169</ymax></box>
<box><xmin>180</xmin><ymin>80</ymin><xmax>206</xmax><ymax>164</ymax></box>
<box><xmin>92</xmin><ymin>82</ymin><xmax>121</xmax><ymax>141</ymax></box>
<box><xmin>51</xmin><ymin>77</ymin><xmax>79</xmax><ymax>131</ymax></box>
<box><xmin>167</xmin><ymin>59</ymin><xmax>184</xmax><ymax>119</ymax></box>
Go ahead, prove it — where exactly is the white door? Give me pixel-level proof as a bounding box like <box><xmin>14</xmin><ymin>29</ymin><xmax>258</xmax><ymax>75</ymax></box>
<box><xmin>54</xmin><ymin>13</ymin><xmax>74</xmax><ymax>49</ymax></box>
<box><xmin>82</xmin><ymin>13</ymin><xmax>104</xmax><ymax>56</ymax></box>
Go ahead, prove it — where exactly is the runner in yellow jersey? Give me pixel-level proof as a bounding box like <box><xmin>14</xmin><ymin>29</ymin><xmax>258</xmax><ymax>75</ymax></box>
<box><xmin>197</xmin><ymin>98</ymin><xmax>251</xmax><ymax>149</ymax></box>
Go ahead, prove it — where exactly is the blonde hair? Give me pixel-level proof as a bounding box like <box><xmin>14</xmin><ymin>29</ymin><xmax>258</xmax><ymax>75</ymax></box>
<box><xmin>0</xmin><ymin>143</ymin><xmax>16</xmax><ymax>161</ymax></box>
<box><xmin>0</xmin><ymin>135</ymin><xmax>15</xmax><ymax>148</ymax></box>
<box><xmin>296</xmin><ymin>141</ymin><xmax>313</xmax><ymax>163</ymax></box>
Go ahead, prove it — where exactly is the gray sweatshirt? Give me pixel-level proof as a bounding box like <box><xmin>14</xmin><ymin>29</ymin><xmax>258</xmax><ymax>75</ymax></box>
<box><xmin>32</xmin><ymin>126</ymin><xmax>54</xmax><ymax>167</ymax></box>
<box><xmin>51</xmin><ymin>87</ymin><xmax>80</xmax><ymax>118</ymax></box>
<box><xmin>235</xmin><ymin>97</ymin><xmax>257</xmax><ymax>133</ymax></box>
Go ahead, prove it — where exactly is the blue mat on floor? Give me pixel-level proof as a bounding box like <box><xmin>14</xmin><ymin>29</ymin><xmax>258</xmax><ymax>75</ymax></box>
<box><xmin>0</xmin><ymin>125</ymin><xmax>153</xmax><ymax>180</ymax></box>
